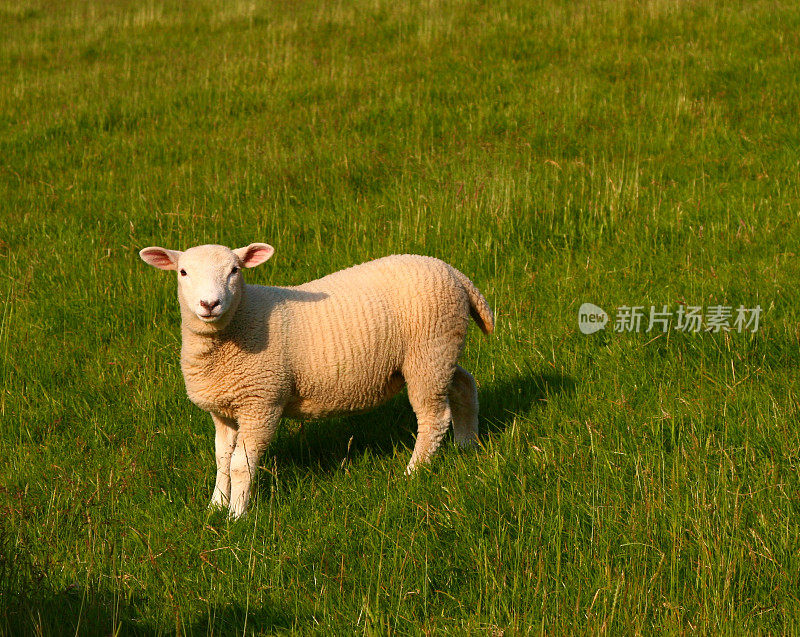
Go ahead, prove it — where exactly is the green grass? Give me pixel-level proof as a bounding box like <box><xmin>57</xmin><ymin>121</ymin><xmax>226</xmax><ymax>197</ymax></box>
<box><xmin>3</xmin><ymin>0</ymin><xmax>800</xmax><ymax>633</ymax></box>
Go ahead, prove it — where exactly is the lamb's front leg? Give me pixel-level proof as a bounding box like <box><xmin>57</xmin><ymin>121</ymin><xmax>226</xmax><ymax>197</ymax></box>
<box><xmin>228</xmin><ymin>406</ymin><xmax>283</xmax><ymax>519</ymax></box>
<box><xmin>209</xmin><ymin>412</ymin><xmax>237</xmax><ymax>509</ymax></box>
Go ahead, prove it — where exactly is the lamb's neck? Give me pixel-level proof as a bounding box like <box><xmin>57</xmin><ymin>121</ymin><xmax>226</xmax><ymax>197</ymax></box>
<box><xmin>178</xmin><ymin>286</ymin><xmax>250</xmax><ymax>364</ymax></box>
<box><xmin>179</xmin><ymin>286</ymin><xmax>270</xmax><ymax>369</ymax></box>
<box><xmin>180</xmin><ymin>325</ymin><xmax>227</xmax><ymax>363</ymax></box>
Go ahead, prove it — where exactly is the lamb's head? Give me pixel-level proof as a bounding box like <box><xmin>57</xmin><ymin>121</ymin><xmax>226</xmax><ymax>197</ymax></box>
<box><xmin>139</xmin><ymin>243</ymin><xmax>274</xmax><ymax>333</ymax></box>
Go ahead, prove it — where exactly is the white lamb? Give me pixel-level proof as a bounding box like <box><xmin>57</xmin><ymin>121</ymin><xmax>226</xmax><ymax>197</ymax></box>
<box><xmin>139</xmin><ymin>243</ymin><xmax>494</xmax><ymax>518</ymax></box>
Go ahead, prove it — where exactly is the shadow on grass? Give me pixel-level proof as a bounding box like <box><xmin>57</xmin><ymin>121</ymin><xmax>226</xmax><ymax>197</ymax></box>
<box><xmin>1</xmin><ymin>525</ymin><xmax>300</xmax><ymax>636</ymax></box>
<box><xmin>0</xmin><ymin>526</ymin><xmax>294</xmax><ymax>635</ymax></box>
<box><xmin>0</xmin><ymin>529</ymin><xmax>142</xmax><ymax>635</ymax></box>
<box><xmin>183</xmin><ymin>603</ymin><xmax>297</xmax><ymax>635</ymax></box>
<box><xmin>2</xmin><ymin>585</ymin><xmax>294</xmax><ymax>637</ymax></box>
<box><xmin>263</xmin><ymin>371</ymin><xmax>576</xmax><ymax>476</ymax></box>
<box><xmin>480</xmin><ymin>371</ymin><xmax>576</xmax><ymax>434</ymax></box>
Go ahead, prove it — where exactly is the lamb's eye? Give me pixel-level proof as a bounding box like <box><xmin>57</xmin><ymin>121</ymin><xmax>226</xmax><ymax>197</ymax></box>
<box><xmin>231</xmin><ymin>266</ymin><xmax>239</xmax><ymax>275</ymax></box>
<box><xmin>179</xmin><ymin>269</ymin><xmax>187</xmax><ymax>276</ymax></box>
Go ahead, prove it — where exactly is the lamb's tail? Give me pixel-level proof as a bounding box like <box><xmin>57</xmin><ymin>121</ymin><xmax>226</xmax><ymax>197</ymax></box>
<box><xmin>451</xmin><ymin>267</ymin><xmax>495</xmax><ymax>335</ymax></box>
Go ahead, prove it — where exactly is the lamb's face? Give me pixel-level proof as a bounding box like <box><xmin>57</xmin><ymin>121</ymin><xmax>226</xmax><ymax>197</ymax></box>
<box><xmin>177</xmin><ymin>245</ymin><xmax>243</xmax><ymax>323</ymax></box>
<box><xmin>140</xmin><ymin>242</ymin><xmax>275</xmax><ymax>329</ymax></box>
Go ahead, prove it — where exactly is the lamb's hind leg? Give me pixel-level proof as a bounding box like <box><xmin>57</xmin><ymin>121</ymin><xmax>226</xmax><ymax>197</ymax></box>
<box><xmin>449</xmin><ymin>366</ymin><xmax>479</xmax><ymax>447</ymax></box>
<box><xmin>405</xmin><ymin>372</ymin><xmax>454</xmax><ymax>475</ymax></box>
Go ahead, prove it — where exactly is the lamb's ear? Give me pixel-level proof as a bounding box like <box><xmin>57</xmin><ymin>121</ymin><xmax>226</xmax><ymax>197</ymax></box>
<box><xmin>233</xmin><ymin>243</ymin><xmax>275</xmax><ymax>268</ymax></box>
<box><xmin>139</xmin><ymin>247</ymin><xmax>182</xmax><ymax>271</ymax></box>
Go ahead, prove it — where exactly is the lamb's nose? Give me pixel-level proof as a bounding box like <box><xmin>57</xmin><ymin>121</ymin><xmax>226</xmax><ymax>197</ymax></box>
<box><xmin>200</xmin><ymin>299</ymin><xmax>220</xmax><ymax>311</ymax></box>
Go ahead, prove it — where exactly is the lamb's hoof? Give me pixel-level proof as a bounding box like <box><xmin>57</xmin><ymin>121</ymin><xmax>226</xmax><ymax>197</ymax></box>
<box><xmin>227</xmin><ymin>498</ymin><xmax>248</xmax><ymax>520</ymax></box>
<box><xmin>208</xmin><ymin>492</ymin><xmax>229</xmax><ymax>511</ymax></box>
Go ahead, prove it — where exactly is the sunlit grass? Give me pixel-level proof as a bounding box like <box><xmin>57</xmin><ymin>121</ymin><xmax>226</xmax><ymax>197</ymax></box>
<box><xmin>2</xmin><ymin>0</ymin><xmax>800</xmax><ymax>633</ymax></box>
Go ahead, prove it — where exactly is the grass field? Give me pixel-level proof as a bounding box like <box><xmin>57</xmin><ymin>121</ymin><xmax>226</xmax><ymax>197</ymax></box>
<box><xmin>3</xmin><ymin>0</ymin><xmax>800</xmax><ymax>633</ymax></box>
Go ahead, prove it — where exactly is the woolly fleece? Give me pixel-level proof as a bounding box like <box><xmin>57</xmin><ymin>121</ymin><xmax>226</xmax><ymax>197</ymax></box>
<box><xmin>140</xmin><ymin>243</ymin><xmax>494</xmax><ymax>518</ymax></box>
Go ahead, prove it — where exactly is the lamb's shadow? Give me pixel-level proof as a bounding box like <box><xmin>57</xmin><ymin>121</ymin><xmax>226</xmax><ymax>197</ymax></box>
<box><xmin>262</xmin><ymin>371</ymin><xmax>575</xmax><ymax>478</ymax></box>
<box><xmin>479</xmin><ymin>371</ymin><xmax>575</xmax><ymax>434</ymax></box>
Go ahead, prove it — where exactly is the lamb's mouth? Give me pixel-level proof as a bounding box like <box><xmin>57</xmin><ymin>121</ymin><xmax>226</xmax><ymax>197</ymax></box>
<box><xmin>197</xmin><ymin>312</ymin><xmax>223</xmax><ymax>322</ymax></box>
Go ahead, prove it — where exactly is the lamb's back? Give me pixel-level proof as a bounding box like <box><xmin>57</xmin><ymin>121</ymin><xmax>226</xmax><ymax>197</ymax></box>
<box><xmin>278</xmin><ymin>255</ymin><xmax>466</xmax><ymax>417</ymax></box>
